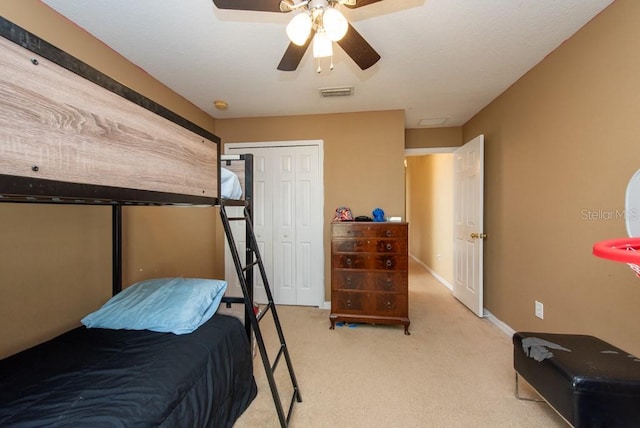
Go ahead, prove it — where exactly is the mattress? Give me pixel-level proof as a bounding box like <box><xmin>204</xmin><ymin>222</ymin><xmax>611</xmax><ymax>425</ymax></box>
<box><xmin>221</xmin><ymin>167</ymin><xmax>243</xmax><ymax>199</ymax></box>
<box><xmin>0</xmin><ymin>314</ymin><xmax>257</xmax><ymax>427</ymax></box>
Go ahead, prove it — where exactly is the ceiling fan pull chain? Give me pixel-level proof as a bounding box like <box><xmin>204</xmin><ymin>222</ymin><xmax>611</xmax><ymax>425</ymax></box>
<box><xmin>317</xmin><ymin>57</ymin><xmax>322</xmax><ymax>73</ymax></box>
<box><xmin>330</xmin><ymin>53</ymin><xmax>334</xmax><ymax>70</ymax></box>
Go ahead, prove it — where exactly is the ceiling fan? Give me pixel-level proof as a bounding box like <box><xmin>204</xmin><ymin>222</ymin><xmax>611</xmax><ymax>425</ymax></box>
<box><xmin>212</xmin><ymin>0</ymin><xmax>382</xmax><ymax>72</ymax></box>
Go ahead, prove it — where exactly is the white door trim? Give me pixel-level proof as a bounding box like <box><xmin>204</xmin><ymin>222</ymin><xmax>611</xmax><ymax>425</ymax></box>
<box><xmin>405</xmin><ymin>147</ymin><xmax>458</xmax><ymax>156</ymax></box>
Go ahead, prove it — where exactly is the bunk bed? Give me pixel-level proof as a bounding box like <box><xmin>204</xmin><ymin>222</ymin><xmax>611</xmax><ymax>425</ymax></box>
<box><xmin>0</xmin><ymin>17</ymin><xmax>257</xmax><ymax>427</ymax></box>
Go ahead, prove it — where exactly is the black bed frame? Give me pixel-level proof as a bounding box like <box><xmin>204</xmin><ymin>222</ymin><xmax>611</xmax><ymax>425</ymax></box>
<box><xmin>219</xmin><ymin>154</ymin><xmax>255</xmax><ymax>340</ymax></box>
<box><xmin>0</xmin><ymin>16</ymin><xmax>300</xmax><ymax>427</ymax></box>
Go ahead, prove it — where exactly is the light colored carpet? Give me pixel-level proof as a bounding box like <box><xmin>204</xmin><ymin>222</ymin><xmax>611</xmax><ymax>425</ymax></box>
<box><xmin>233</xmin><ymin>260</ymin><xmax>566</xmax><ymax>427</ymax></box>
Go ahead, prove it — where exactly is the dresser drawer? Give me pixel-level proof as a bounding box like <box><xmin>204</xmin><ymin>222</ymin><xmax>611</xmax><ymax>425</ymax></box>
<box><xmin>332</xmin><ymin>291</ymin><xmax>368</xmax><ymax>314</ymax></box>
<box><xmin>332</xmin><ymin>222</ymin><xmax>408</xmax><ymax>239</ymax></box>
<box><xmin>332</xmin><ymin>254</ymin><xmax>408</xmax><ymax>270</ymax></box>
<box><xmin>373</xmin><ymin>293</ymin><xmax>408</xmax><ymax>317</ymax></box>
<box><xmin>332</xmin><ymin>237</ymin><xmax>407</xmax><ymax>253</ymax></box>
<box><xmin>332</xmin><ymin>270</ymin><xmax>407</xmax><ymax>292</ymax></box>
<box><xmin>332</xmin><ymin>291</ymin><xmax>408</xmax><ymax>317</ymax></box>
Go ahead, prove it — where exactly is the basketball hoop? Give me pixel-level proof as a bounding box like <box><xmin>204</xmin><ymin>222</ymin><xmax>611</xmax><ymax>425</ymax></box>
<box><xmin>593</xmin><ymin>169</ymin><xmax>640</xmax><ymax>277</ymax></box>
<box><xmin>593</xmin><ymin>237</ymin><xmax>640</xmax><ymax>277</ymax></box>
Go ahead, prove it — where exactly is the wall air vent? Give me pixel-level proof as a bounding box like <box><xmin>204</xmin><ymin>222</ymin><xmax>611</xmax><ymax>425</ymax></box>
<box><xmin>319</xmin><ymin>86</ymin><xmax>354</xmax><ymax>97</ymax></box>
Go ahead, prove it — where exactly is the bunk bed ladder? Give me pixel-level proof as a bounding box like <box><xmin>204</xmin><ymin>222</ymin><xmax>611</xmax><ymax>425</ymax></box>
<box><xmin>220</xmin><ymin>203</ymin><xmax>302</xmax><ymax>427</ymax></box>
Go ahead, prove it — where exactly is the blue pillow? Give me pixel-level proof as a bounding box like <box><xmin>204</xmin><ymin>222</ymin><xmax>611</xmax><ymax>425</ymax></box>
<box><xmin>81</xmin><ymin>277</ymin><xmax>227</xmax><ymax>335</ymax></box>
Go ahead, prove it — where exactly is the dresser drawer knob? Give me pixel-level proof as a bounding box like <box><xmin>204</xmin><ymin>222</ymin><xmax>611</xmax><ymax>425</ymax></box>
<box><xmin>386</xmin><ymin>230</ymin><xmax>392</xmax><ymax>237</ymax></box>
<box><xmin>386</xmin><ymin>278</ymin><xmax>392</xmax><ymax>287</ymax></box>
<box><xmin>346</xmin><ymin>299</ymin><xmax>352</xmax><ymax>307</ymax></box>
<box><xmin>386</xmin><ymin>243</ymin><xmax>392</xmax><ymax>251</ymax></box>
<box><xmin>346</xmin><ymin>277</ymin><xmax>352</xmax><ymax>285</ymax></box>
<box><xmin>346</xmin><ymin>258</ymin><xmax>352</xmax><ymax>266</ymax></box>
<box><xmin>386</xmin><ymin>259</ymin><xmax>392</xmax><ymax>268</ymax></box>
<box><xmin>386</xmin><ymin>301</ymin><xmax>392</xmax><ymax>309</ymax></box>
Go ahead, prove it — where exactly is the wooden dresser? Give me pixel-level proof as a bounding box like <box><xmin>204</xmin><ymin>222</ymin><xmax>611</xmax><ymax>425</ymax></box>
<box><xmin>330</xmin><ymin>222</ymin><xmax>410</xmax><ymax>335</ymax></box>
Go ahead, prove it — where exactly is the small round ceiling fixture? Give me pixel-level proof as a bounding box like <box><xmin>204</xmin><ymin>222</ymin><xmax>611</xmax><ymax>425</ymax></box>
<box><xmin>214</xmin><ymin>100</ymin><xmax>228</xmax><ymax>110</ymax></box>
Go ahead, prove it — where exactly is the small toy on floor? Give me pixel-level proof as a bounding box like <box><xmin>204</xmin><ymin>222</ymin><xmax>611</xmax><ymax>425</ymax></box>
<box><xmin>336</xmin><ymin>321</ymin><xmax>359</xmax><ymax>328</ymax></box>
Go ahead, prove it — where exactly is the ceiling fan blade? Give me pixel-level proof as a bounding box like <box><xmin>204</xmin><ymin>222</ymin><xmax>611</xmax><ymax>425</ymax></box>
<box><xmin>277</xmin><ymin>32</ymin><xmax>314</xmax><ymax>71</ymax></box>
<box><xmin>212</xmin><ymin>0</ymin><xmax>283</xmax><ymax>12</ymax></box>
<box><xmin>336</xmin><ymin>23</ymin><xmax>380</xmax><ymax>70</ymax></box>
<box><xmin>344</xmin><ymin>0</ymin><xmax>383</xmax><ymax>9</ymax></box>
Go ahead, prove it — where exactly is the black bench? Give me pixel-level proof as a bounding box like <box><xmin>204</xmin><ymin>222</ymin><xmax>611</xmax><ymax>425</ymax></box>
<box><xmin>513</xmin><ymin>332</ymin><xmax>640</xmax><ymax>427</ymax></box>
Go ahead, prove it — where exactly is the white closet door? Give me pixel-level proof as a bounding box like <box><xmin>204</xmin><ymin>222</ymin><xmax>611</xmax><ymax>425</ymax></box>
<box><xmin>223</xmin><ymin>153</ymin><xmax>271</xmax><ymax>303</ymax></box>
<box><xmin>223</xmin><ymin>204</ymin><xmax>245</xmax><ymax>298</ymax></box>
<box><xmin>251</xmin><ymin>153</ymin><xmax>272</xmax><ymax>303</ymax></box>
<box><xmin>273</xmin><ymin>148</ymin><xmax>296</xmax><ymax>304</ymax></box>
<box><xmin>271</xmin><ymin>145</ymin><xmax>321</xmax><ymax>305</ymax></box>
<box><xmin>225</xmin><ymin>142</ymin><xmax>323</xmax><ymax>306</ymax></box>
<box><xmin>294</xmin><ymin>147</ymin><xmax>322</xmax><ymax>306</ymax></box>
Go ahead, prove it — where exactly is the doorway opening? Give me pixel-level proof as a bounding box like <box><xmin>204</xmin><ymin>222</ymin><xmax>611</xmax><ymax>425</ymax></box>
<box><xmin>405</xmin><ymin>149</ymin><xmax>455</xmax><ymax>289</ymax></box>
<box><xmin>405</xmin><ymin>134</ymin><xmax>485</xmax><ymax>317</ymax></box>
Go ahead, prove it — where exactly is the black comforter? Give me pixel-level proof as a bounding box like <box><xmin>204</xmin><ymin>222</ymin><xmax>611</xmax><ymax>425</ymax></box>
<box><xmin>0</xmin><ymin>314</ymin><xmax>257</xmax><ymax>427</ymax></box>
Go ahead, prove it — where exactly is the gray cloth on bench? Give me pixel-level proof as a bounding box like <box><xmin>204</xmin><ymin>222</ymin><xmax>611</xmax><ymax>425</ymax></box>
<box><xmin>521</xmin><ymin>337</ymin><xmax>572</xmax><ymax>362</ymax></box>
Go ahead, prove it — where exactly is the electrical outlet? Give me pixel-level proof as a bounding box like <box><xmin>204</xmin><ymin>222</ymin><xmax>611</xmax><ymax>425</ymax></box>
<box><xmin>535</xmin><ymin>301</ymin><xmax>544</xmax><ymax>319</ymax></box>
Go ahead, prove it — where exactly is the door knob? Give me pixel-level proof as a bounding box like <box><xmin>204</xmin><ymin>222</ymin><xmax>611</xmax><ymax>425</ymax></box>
<box><xmin>471</xmin><ymin>232</ymin><xmax>487</xmax><ymax>239</ymax></box>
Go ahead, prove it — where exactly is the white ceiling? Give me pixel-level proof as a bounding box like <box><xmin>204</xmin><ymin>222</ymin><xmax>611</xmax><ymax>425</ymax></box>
<box><xmin>42</xmin><ymin>0</ymin><xmax>613</xmax><ymax>128</ymax></box>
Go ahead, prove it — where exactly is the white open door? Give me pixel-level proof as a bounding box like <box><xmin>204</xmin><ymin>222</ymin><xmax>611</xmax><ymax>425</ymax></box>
<box><xmin>453</xmin><ymin>134</ymin><xmax>485</xmax><ymax>317</ymax></box>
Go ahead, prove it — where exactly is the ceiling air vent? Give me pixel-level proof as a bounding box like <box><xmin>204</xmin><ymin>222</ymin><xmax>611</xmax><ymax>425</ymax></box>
<box><xmin>319</xmin><ymin>86</ymin><xmax>354</xmax><ymax>97</ymax></box>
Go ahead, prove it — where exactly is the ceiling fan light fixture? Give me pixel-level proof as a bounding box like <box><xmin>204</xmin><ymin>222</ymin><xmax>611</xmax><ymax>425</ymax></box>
<box><xmin>313</xmin><ymin>29</ymin><xmax>333</xmax><ymax>58</ymax></box>
<box><xmin>322</xmin><ymin>7</ymin><xmax>348</xmax><ymax>41</ymax></box>
<box><xmin>286</xmin><ymin>12</ymin><xmax>312</xmax><ymax>46</ymax></box>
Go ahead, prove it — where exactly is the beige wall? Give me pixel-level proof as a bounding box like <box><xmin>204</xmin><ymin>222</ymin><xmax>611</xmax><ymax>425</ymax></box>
<box><xmin>0</xmin><ymin>1</ymin><xmax>221</xmax><ymax>357</ymax></box>
<box><xmin>405</xmin><ymin>127</ymin><xmax>462</xmax><ymax>149</ymax></box>
<box><xmin>123</xmin><ymin>207</ymin><xmax>219</xmax><ymax>286</ymax></box>
<box><xmin>0</xmin><ymin>204</ymin><xmax>112</xmax><ymax>358</ymax></box>
<box><xmin>406</xmin><ymin>154</ymin><xmax>455</xmax><ymax>284</ymax></box>
<box><xmin>216</xmin><ymin>111</ymin><xmax>406</xmax><ymax>301</ymax></box>
<box><xmin>463</xmin><ymin>0</ymin><xmax>640</xmax><ymax>355</ymax></box>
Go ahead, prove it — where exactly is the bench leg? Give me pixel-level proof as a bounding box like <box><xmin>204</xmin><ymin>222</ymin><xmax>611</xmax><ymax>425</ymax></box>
<box><xmin>515</xmin><ymin>372</ymin><xmax>544</xmax><ymax>402</ymax></box>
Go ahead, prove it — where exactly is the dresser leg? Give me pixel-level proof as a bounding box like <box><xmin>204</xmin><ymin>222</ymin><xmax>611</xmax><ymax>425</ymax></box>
<box><xmin>329</xmin><ymin>320</ymin><xmax>335</xmax><ymax>330</ymax></box>
<box><xmin>404</xmin><ymin>324</ymin><xmax>411</xmax><ymax>335</ymax></box>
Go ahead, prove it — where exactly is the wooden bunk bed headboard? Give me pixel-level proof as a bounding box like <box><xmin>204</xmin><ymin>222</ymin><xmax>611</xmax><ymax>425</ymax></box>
<box><xmin>0</xmin><ymin>17</ymin><xmax>220</xmax><ymax>205</ymax></box>
<box><xmin>0</xmin><ymin>14</ymin><xmax>229</xmax><ymax>320</ymax></box>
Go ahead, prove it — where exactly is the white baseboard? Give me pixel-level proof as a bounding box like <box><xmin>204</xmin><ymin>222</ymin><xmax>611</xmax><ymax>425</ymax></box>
<box><xmin>410</xmin><ymin>254</ymin><xmax>515</xmax><ymax>337</ymax></box>
<box><xmin>409</xmin><ymin>254</ymin><xmax>453</xmax><ymax>291</ymax></box>
<box><xmin>484</xmin><ymin>309</ymin><xmax>516</xmax><ymax>337</ymax></box>
<box><xmin>322</xmin><ymin>301</ymin><xmax>331</xmax><ymax>310</ymax></box>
